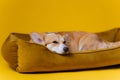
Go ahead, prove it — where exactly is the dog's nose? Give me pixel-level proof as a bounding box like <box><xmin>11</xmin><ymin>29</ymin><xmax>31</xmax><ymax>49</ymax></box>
<box><xmin>63</xmin><ymin>47</ymin><xmax>69</xmax><ymax>52</ymax></box>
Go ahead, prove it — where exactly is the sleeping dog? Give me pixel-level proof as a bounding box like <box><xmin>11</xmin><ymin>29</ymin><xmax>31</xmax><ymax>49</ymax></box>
<box><xmin>30</xmin><ymin>31</ymin><xmax>120</xmax><ymax>54</ymax></box>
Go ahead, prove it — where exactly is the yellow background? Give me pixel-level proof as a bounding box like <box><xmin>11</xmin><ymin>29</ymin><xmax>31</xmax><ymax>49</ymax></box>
<box><xmin>0</xmin><ymin>0</ymin><xmax>120</xmax><ymax>80</ymax></box>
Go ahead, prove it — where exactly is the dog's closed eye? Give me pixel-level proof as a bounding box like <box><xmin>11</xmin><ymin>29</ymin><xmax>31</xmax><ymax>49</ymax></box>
<box><xmin>52</xmin><ymin>41</ymin><xmax>58</xmax><ymax>44</ymax></box>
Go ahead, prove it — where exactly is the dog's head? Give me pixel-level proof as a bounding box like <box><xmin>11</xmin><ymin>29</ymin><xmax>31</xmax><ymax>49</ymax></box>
<box><xmin>30</xmin><ymin>32</ymin><xmax>70</xmax><ymax>54</ymax></box>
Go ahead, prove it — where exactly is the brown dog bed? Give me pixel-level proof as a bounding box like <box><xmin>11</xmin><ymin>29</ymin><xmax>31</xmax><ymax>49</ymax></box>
<box><xmin>1</xmin><ymin>28</ymin><xmax>120</xmax><ymax>73</ymax></box>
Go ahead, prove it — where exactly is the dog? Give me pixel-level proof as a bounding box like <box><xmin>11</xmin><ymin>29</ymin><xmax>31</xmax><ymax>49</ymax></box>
<box><xmin>30</xmin><ymin>31</ymin><xmax>120</xmax><ymax>54</ymax></box>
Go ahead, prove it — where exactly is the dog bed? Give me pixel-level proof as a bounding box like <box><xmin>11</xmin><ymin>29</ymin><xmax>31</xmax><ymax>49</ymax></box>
<box><xmin>1</xmin><ymin>28</ymin><xmax>120</xmax><ymax>73</ymax></box>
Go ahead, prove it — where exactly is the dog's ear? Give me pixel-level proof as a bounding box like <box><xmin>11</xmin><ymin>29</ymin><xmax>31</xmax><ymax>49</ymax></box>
<box><xmin>30</xmin><ymin>32</ymin><xmax>45</xmax><ymax>45</ymax></box>
<box><xmin>64</xmin><ymin>34</ymin><xmax>70</xmax><ymax>43</ymax></box>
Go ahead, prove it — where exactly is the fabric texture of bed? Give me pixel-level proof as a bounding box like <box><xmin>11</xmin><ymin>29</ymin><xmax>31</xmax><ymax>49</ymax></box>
<box><xmin>1</xmin><ymin>28</ymin><xmax>120</xmax><ymax>73</ymax></box>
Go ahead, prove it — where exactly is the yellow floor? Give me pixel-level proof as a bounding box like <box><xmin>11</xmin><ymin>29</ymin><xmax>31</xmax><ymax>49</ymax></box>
<box><xmin>1</xmin><ymin>0</ymin><xmax>120</xmax><ymax>79</ymax></box>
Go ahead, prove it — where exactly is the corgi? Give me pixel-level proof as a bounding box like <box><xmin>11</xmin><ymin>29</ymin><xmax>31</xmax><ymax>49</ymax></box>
<box><xmin>30</xmin><ymin>31</ymin><xmax>120</xmax><ymax>54</ymax></box>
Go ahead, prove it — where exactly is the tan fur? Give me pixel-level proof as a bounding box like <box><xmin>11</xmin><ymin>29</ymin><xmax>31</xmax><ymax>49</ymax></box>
<box><xmin>59</xmin><ymin>31</ymin><xmax>120</xmax><ymax>52</ymax></box>
<box><xmin>30</xmin><ymin>31</ymin><xmax>120</xmax><ymax>53</ymax></box>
